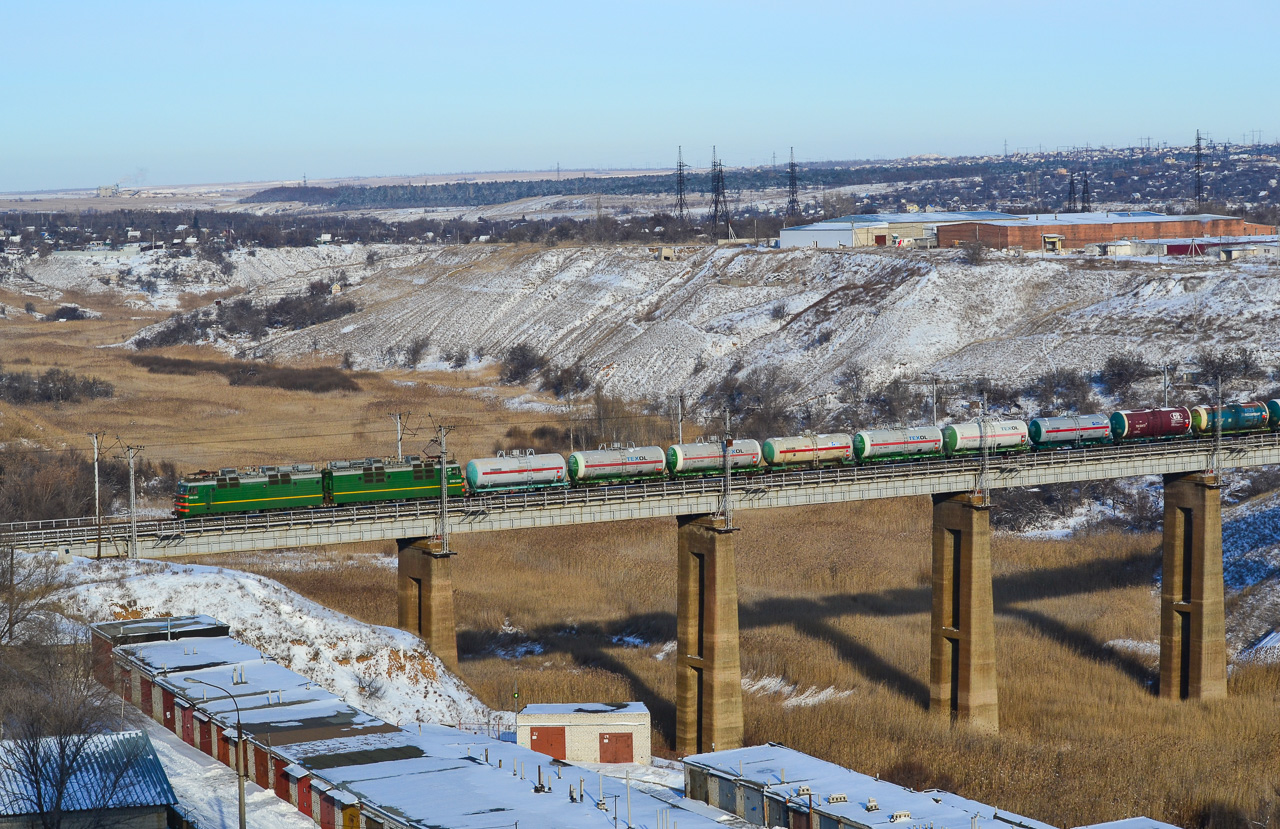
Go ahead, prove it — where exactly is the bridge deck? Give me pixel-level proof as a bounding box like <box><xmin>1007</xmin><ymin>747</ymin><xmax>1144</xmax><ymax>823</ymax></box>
<box><xmin>6</xmin><ymin>433</ymin><xmax>1278</xmax><ymax>558</ymax></box>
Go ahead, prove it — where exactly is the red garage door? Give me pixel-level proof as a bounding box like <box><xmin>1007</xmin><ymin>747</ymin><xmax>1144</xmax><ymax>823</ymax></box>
<box><xmin>529</xmin><ymin>726</ymin><xmax>566</xmax><ymax>761</ymax></box>
<box><xmin>599</xmin><ymin>732</ymin><xmax>633</xmax><ymax>763</ymax></box>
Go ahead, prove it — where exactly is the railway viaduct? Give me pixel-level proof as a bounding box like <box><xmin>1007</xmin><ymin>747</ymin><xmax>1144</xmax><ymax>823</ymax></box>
<box><xmin>8</xmin><ymin>432</ymin><xmax>1280</xmax><ymax>753</ymax></box>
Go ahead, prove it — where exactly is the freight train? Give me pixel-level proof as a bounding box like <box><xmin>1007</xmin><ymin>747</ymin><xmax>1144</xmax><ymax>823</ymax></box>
<box><xmin>173</xmin><ymin>401</ymin><xmax>1280</xmax><ymax>517</ymax></box>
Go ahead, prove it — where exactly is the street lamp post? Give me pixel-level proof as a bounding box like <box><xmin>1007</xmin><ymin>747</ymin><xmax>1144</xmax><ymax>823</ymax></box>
<box><xmin>184</xmin><ymin>677</ymin><xmax>246</xmax><ymax>829</ymax></box>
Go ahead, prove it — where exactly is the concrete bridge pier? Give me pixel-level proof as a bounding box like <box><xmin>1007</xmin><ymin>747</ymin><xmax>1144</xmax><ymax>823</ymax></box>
<box><xmin>675</xmin><ymin>515</ymin><xmax>744</xmax><ymax>755</ymax></box>
<box><xmin>1160</xmin><ymin>472</ymin><xmax>1226</xmax><ymax>701</ymax></box>
<box><xmin>929</xmin><ymin>492</ymin><xmax>999</xmax><ymax>732</ymax></box>
<box><xmin>397</xmin><ymin>538</ymin><xmax>459</xmax><ymax>672</ymax></box>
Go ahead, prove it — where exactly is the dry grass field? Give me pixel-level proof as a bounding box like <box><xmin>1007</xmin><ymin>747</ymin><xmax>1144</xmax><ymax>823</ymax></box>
<box><xmin>6</xmin><ymin>286</ymin><xmax>1279</xmax><ymax>827</ymax></box>
<box><xmin>0</xmin><ymin>286</ymin><xmax>621</xmax><ymax>475</ymax></box>
<box><xmin>208</xmin><ymin>501</ymin><xmax>1280</xmax><ymax>829</ymax></box>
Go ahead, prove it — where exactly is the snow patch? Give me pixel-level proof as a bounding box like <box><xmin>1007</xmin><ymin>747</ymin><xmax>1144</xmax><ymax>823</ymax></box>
<box><xmin>741</xmin><ymin>674</ymin><xmax>854</xmax><ymax>708</ymax></box>
<box><xmin>59</xmin><ymin>558</ymin><xmax>493</xmax><ymax>728</ymax></box>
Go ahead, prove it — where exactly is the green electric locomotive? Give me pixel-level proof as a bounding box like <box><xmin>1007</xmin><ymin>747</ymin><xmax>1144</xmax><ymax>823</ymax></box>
<box><xmin>174</xmin><ymin>456</ymin><xmax>463</xmax><ymax>518</ymax></box>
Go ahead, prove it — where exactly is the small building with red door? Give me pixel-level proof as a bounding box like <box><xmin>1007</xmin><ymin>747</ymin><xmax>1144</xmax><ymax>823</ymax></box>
<box><xmin>517</xmin><ymin>702</ymin><xmax>651</xmax><ymax>765</ymax></box>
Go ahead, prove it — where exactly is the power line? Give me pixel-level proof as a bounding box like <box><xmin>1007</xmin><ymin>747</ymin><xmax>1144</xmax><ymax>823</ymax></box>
<box><xmin>674</xmin><ymin>146</ymin><xmax>688</xmax><ymax>222</ymax></box>
<box><xmin>786</xmin><ymin>147</ymin><xmax>800</xmax><ymax>218</ymax></box>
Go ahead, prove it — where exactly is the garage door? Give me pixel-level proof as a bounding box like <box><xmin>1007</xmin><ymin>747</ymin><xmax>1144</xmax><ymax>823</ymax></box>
<box><xmin>530</xmin><ymin>726</ymin><xmax>566</xmax><ymax>760</ymax></box>
<box><xmin>599</xmin><ymin>732</ymin><xmax>633</xmax><ymax>764</ymax></box>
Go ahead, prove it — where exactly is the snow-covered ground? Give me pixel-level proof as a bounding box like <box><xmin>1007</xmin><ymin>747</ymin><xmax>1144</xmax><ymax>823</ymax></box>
<box><xmin>11</xmin><ymin>244</ymin><xmax>1279</xmax><ymax>417</ymax></box>
<box><xmin>59</xmin><ymin>558</ymin><xmax>499</xmax><ymax>729</ymax></box>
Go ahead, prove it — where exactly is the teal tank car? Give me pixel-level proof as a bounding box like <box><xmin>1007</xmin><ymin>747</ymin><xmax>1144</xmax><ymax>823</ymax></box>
<box><xmin>1269</xmin><ymin>399</ymin><xmax>1280</xmax><ymax>429</ymax></box>
<box><xmin>1189</xmin><ymin>402</ymin><xmax>1270</xmax><ymax>435</ymax></box>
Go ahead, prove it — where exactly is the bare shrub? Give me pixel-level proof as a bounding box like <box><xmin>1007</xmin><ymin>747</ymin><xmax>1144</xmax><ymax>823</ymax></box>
<box><xmin>1100</xmin><ymin>354</ymin><xmax>1154</xmax><ymax>401</ymax></box>
<box><xmin>127</xmin><ymin>354</ymin><xmax>358</xmax><ymax>393</ymax></box>
<box><xmin>49</xmin><ymin>306</ymin><xmax>85</xmax><ymax>322</ymax></box>
<box><xmin>1195</xmin><ymin>347</ymin><xmax>1263</xmax><ymax>385</ymax></box>
<box><xmin>960</xmin><ymin>240</ymin><xmax>986</xmax><ymax>265</ymax></box>
<box><xmin>543</xmin><ymin>364</ymin><xmax>592</xmax><ymax>398</ymax></box>
<box><xmin>0</xmin><ymin>366</ymin><xmax>113</xmax><ymax>404</ymax></box>
<box><xmin>500</xmin><ymin>344</ymin><xmax>548</xmax><ymax>385</ymax></box>
<box><xmin>770</xmin><ymin>302</ymin><xmax>788</xmax><ymax>321</ymax></box>
<box><xmin>1028</xmin><ymin>368</ymin><xmax>1095</xmax><ymax>414</ymax></box>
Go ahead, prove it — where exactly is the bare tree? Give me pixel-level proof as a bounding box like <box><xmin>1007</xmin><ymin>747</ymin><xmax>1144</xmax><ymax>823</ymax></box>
<box><xmin>0</xmin><ymin>540</ymin><xmax>65</xmax><ymax>646</ymax></box>
<box><xmin>0</xmin><ymin>628</ymin><xmax>147</xmax><ymax>829</ymax></box>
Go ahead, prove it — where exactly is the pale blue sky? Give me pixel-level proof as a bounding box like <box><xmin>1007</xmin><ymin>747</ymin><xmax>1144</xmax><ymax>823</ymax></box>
<box><xmin>4</xmin><ymin>0</ymin><xmax>1277</xmax><ymax>192</ymax></box>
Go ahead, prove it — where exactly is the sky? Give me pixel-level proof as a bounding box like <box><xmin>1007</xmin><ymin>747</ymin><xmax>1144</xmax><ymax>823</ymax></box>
<box><xmin>3</xmin><ymin>0</ymin><xmax>1279</xmax><ymax>192</ymax></box>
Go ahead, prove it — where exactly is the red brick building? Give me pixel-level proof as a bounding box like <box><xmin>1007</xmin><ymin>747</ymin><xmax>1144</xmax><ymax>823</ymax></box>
<box><xmin>938</xmin><ymin>212</ymin><xmax>1275</xmax><ymax>251</ymax></box>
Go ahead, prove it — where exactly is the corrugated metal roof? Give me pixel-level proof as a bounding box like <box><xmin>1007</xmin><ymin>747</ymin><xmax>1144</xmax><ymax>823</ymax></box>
<box><xmin>824</xmin><ymin>210</ymin><xmax>1020</xmax><ymax>224</ymax></box>
<box><xmin>978</xmin><ymin>212</ymin><xmax>1239</xmax><ymax>227</ymax></box>
<box><xmin>684</xmin><ymin>743</ymin><xmax>1057</xmax><ymax>829</ymax></box>
<box><xmin>0</xmin><ymin>730</ymin><xmax>176</xmax><ymax>816</ymax></box>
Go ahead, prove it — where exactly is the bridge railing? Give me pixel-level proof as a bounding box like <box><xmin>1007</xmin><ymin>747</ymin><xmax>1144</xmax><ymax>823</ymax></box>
<box><xmin>5</xmin><ymin>432</ymin><xmax>1277</xmax><ymax>550</ymax></box>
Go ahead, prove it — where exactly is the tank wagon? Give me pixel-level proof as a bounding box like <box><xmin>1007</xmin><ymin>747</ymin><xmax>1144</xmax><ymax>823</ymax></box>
<box><xmin>1190</xmin><ymin>402</ymin><xmax>1270</xmax><ymax>435</ymax></box>
<box><xmin>568</xmin><ymin>445</ymin><xmax>666</xmax><ymax>484</ymax></box>
<box><xmin>942</xmin><ymin>420</ymin><xmax>1029</xmax><ymax>456</ymax></box>
<box><xmin>762</xmin><ymin>433</ymin><xmax>853</xmax><ymax>467</ymax></box>
<box><xmin>853</xmin><ymin>427</ymin><xmax>944</xmax><ymax>462</ymax></box>
<box><xmin>1029</xmin><ymin>414</ymin><xmax>1112</xmax><ymax>447</ymax></box>
<box><xmin>174</xmin><ymin>399</ymin><xmax>1280</xmax><ymax>520</ymax></box>
<box><xmin>667</xmin><ymin>439</ymin><xmax>762</xmax><ymax>476</ymax></box>
<box><xmin>1111</xmin><ymin>407</ymin><xmax>1193</xmax><ymax>441</ymax></box>
<box><xmin>465</xmin><ymin>451</ymin><xmax>567</xmax><ymax>492</ymax></box>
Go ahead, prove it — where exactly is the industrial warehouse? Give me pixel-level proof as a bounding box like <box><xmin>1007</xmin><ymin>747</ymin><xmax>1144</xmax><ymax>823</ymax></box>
<box><xmin>936</xmin><ymin>211</ymin><xmax>1274</xmax><ymax>252</ymax></box>
<box><xmin>87</xmin><ymin>615</ymin><xmax>1179</xmax><ymax>829</ymax></box>
<box><xmin>780</xmin><ymin>210</ymin><xmax>1275</xmax><ymax>253</ymax></box>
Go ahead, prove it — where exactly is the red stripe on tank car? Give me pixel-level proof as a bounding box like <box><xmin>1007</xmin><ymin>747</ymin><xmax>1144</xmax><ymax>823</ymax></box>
<box><xmin>778</xmin><ymin>445</ymin><xmax>851</xmax><ymax>453</ymax></box>
<box><xmin>1043</xmin><ymin>426</ymin><xmax>1108</xmax><ymax>434</ymax></box>
<box><xmin>870</xmin><ymin>440</ymin><xmax>940</xmax><ymax>448</ymax></box>
<box><xmin>584</xmin><ymin>460</ymin><xmax>664</xmax><ymax>469</ymax></box>
<box><xmin>482</xmin><ymin>466</ymin><xmax>564</xmax><ymax>475</ymax></box>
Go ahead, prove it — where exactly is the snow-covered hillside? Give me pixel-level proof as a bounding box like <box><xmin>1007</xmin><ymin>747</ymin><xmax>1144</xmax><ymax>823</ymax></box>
<box><xmin>10</xmin><ymin>244</ymin><xmax>1280</xmax><ymax>409</ymax></box>
<box><xmin>60</xmin><ymin>558</ymin><xmax>498</xmax><ymax>729</ymax></box>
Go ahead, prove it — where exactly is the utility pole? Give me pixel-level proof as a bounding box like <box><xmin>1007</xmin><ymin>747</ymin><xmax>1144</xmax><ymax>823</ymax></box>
<box><xmin>1162</xmin><ymin>365</ymin><xmax>1170</xmax><ymax>407</ymax></box>
<box><xmin>676</xmin><ymin>393</ymin><xmax>685</xmax><ymax>445</ymax></box>
<box><xmin>117</xmin><ymin>442</ymin><xmax>143</xmax><ymax>559</ymax></box>
<box><xmin>87</xmin><ymin>432</ymin><xmax>104</xmax><ymax>559</ymax></box>
<box><xmin>720</xmin><ymin>407</ymin><xmax>733</xmax><ymax>529</ymax></box>
<box><xmin>1080</xmin><ymin>170</ymin><xmax>1091</xmax><ymax>213</ymax></box>
<box><xmin>392</xmin><ymin>411</ymin><xmax>411</xmax><ymax>461</ymax></box>
<box><xmin>430</xmin><ymin>423</ymin><xmax>454</xmax><ymax>554</ymax></box>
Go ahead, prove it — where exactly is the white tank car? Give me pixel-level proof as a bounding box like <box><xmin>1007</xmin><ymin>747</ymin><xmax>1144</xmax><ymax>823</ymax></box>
<box><xmin>465</xmin><ymin>453</ymin><xmax>567</xmax><ymax>491</ymax></box>
<box><xmin>762</xmin><ymin>433</ymin><xmax>854</xmax><ymax>466</ymax></box>
<box><xmin>666</xmin><ymin>439</ymin><xmax>763</xmax><ymax>475</ymax></box>
<box><xmin>942</xmin><ymin>420</ymin><xmax>1029</xmax><ymax>455</ymax></box>
<box><xmin>1028</xmin><ymin>414</ymin><xmax>1111</xmax><ymax>446</ymax></box>
<box><xmin>568</xmin><ymin>446</ymin><xmax>666</xmax><ymax>483</ymax></box>
<box><xmin>852</xmin><ymin>427</ymin><xmax>944</xmax><ymax>461</ymax></box>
